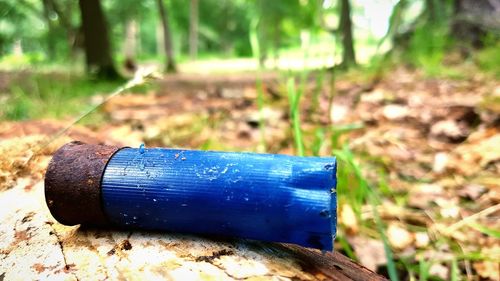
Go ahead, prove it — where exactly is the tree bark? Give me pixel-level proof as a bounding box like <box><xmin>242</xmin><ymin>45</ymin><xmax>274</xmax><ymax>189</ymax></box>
<box><xmin>339</xmin><ymin>0</ymin><xmax>356</xmax><ymax>68</ymax></box>
<box><xmin>42</xmin><ymin>0</ymin><xmax>56</xmax><ymax>59</ymax></box>
<box><xmin>452</xmin><ymin>0</ymin><xmax>500</xmax><ymax>48</ymax></box>
<box><xmin>78</xmin><ymin>0</ymin><xmax>119</xmax><ymax>79</ymax></box>
<box><xmin>124</xmin><ymin>20</ymin><xmax>138</xmax><ymax>61</ymax></box>
<box><xmin>189</xmin><ymin>0</ymin><xmax>198</xmax><ymax>60</ymax></box>
<box><xmin>123</xmin><ymin>20</ymin><xmax>138</xmax><ymax>73</ymax></box>
<box><xmin>156</xmin><ymin>23</ymin><xmax>165</xmax><ymax>57</ymax></box>
<box><xmin>156</xmin><ymin>0</ymin><xmax>177</xmax><ymax>73</ymax></box>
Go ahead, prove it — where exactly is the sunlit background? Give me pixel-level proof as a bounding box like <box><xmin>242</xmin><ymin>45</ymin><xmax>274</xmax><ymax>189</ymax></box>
<box><xmin>0</xmin><ymin>0</ymin><xmax>499</xmax><ymax>280</ymax></box>
<box><xmin>1</xmin><ymin>0</ymin><xmax>433</xmax><ymax>71</ymax></box>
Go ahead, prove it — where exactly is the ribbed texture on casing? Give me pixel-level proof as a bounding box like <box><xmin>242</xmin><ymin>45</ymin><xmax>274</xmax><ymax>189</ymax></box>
<box><xmin>101</xmin><ymin>148</ymin><xmax>337</xmax><ymax>250</ymax></box>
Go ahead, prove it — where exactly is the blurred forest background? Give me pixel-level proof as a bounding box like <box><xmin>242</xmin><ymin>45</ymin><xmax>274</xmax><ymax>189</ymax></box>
<box><xmin>0</xmin><ymin>0</ymin><xmax>499</xmax><ymax>280</ymax></box>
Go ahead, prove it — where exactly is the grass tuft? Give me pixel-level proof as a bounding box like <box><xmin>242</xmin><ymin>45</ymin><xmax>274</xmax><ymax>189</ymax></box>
<box><xmin>287</xmin><ymin>76</ymin><xmax>304</xmax><ymax>156</ymax></box>
<box><xmin>1</xmin><ymin>74</ymin><xmax>122</xmax><ymax>121</ymax></box>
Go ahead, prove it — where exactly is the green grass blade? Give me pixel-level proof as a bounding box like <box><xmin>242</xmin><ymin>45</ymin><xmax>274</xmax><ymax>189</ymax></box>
<box><xmin>287</xmin><ymin>77</ymin><xmax>304</xmax><ymax>156</ymax></box>
<box><xmin>337</xmin><ymin>236</ymin><xmax>357</xmax><ymax>260</ymax></box>
<box><xmin>311</xmin><ymin>128</ymin><xmax>325</xmax><ymax>156</ymax></box>
<box><xmin>468</xmin><ymin>223</ymin><xmax>500</xmax><ymax>238</ymax></box>
<box><xmin>334</xmin><ymin>145</ymin><xmax>399</xmax><ymax>280</ymax></box>
<box><xmin>249</xmin><ymin>17</ymin><xmax>267</xmax><ymax>151</ymax></box>
<box><xmin>419</xmin><ymin>260</ymin><xmax>430</xmax><ymax>281</ymax></box>
<box><xmin>371</xmin><ymin>194</ymin><xmax>399</xmax><ymax>281</ymax></box>
<box><xmin>451</xmin><ymin>258</ymin><xmax>459</xmax><ymax>281</ymax></box>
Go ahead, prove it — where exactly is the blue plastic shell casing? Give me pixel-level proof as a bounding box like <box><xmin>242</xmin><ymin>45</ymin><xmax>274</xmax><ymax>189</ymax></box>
<box><xmin>101</xmin><ymin>147</ymin><xmax>337</xmax><ymax>250</ymax></box>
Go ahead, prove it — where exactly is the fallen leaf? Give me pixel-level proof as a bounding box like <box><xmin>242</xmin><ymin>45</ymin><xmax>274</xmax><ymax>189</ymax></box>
<box><xmin>382</xmin><ymin>104</ymin><xmax>409</xmax><ymax>120</ymax></box>
<box><xmin>429</xmin><ymin>263</ymin><xmax>449</xmax><ymax>280</ymax></box>
<box><xmin>432</xmin><ymin>152</ymin><xmax>449</xmax><ymax>174</ymax></box>
<box><xmin>458</xmin><ymin>184</ymin><xmax>486</xmax><ymax>200</ymax></box>
<box><xmin>387</xmin><ymin>223</ymin><xmax>414</xmax><ymax>249</ymax></box>
<box><xmin>348</xmin><ymin>236</ymin><xmax>386</xmax><ymax>271</ymax></box>
<box><xmin>448</xmin><ymin>131</ymin><xmax>500</xmax><ymax>176</ymax></box>
<box><xmin>435</xmin><ymin>198</ymin><xmax>460</xmax><ymax>219</ymax></box>
<box><xmin>330</xmin><ymin>104</ymin><xmax>349</xmax><ymax>123</ymax></box>
<box><xmin>414</xmin><ymin>232</ymin><xmax>430</xmax><ymax>248</ymax></box>
<box><xmin>430</xmin><ymin>120</ymin><xmax>469</xmax><ymax>143</ymax></box>
<box><xmin>340</xmin><ymin>204</ymin><xmax>358</xmax><ymax>234</ymax></box>
<box><xmin>408</xmin><ymin>184</ymin><xmax>445</xmax><ymax>209</ymax></box>
<box><xmin>474</xmin><ymin>261</ymin><xmax>500</xmax><ymax>280</ymax></box>
<box><xmin>361</xmin><ymin>89</ymin><xmax>391</xmax><ymax>103</ymax></box>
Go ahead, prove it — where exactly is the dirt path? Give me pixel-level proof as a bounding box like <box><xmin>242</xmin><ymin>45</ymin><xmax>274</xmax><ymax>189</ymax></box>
<box><xmin>1</xmin><ymin>67</ymin><xmax>499</xmax><ymax>279</ymax></box>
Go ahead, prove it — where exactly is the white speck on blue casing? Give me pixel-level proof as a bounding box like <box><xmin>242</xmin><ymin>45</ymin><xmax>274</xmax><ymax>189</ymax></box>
<box><xmin>101</xmin><ymin>148</ymin><xmax>337</xmax><ymax>251</ymax></box>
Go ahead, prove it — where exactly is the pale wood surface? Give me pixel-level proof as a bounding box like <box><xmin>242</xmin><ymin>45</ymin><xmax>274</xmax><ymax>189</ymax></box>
<box><xmin>0</xmin><ymin>134</ymin><xmax>385</xmax><ymax>281</ymax></box>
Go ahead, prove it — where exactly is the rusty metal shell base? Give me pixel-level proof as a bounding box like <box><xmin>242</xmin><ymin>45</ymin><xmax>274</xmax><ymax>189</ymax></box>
<box><xmin>44</xmin><ymin>141</ymin><xmax>121</xmax><ymax>226</ymax></box>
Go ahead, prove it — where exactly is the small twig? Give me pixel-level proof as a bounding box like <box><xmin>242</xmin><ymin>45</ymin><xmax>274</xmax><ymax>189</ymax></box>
<box><xmin>25</xmin><ymin>68</ymin><xmax>160</xmax><ymax>164</ymax></box>
<box><xmin>443</xmin><ymin>204</ymin><xmax>500</xmax><ymax>235</ymax></box>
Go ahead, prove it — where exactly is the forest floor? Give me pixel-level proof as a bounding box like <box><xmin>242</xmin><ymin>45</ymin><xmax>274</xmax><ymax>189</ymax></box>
<box><xmin>0</xmin><ymin>65</ymin><xmax>499</xmax><ymax>280</ymax></box>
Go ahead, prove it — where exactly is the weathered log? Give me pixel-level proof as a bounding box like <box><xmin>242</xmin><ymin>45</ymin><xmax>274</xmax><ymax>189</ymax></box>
<box><xmin>45</xmin><ymin>142</ymin><xmax>338</xmax><ymax>251</ymax></box>
<box><xmin>1</xmin><ymin>144</ymin><xmax>385</xmax><ymax>280</ymax></box>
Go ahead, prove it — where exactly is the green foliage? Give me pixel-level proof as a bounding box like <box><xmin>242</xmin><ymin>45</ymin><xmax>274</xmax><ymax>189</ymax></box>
<box><xmin>476</xmin><ymin>37</ymin><xmax>500</xmax><ymax>77</ymax></box>
<box><xmin>406</xmin><ymin>24</ymin><xmax>450</xmax><ymax>76</ymax></box>
<box><xmin>311</xmin><ymin>128</ymin><xmax>325</xmax><ymax>156</ymax></box>
<box><xmin>106</xmin><ymin>0</ymin><xmax>157</xmax><ymax>56</ymax></box>
<box><xmin>0</xmin><ymin>0</ymin><xmax>45</xmax><ymax>55</ymax></box>
<box><xmin>253</xmin><ymin>0</ymin><xmax>323</xmax><ymax>62</ymax></box>
<box><xmin>3</xmin><ymin>86</ymin><xmax>33</xmax><ymax>120</ymax></box>
<box><xmin>170</xmin><ymin>0</ymin><xmax>252</xmax><ymax>57</ymax></box>
<box><xmin>0</xmin><ymin>0</ymin><xmax>496</xmax><ymax>77</ymax></box>
<box><xmin>1</xmin><ymin>74</ymin><xmax>121</xmax><ymax>121</ymax></box>
<box><xmin>0</xmin><ymin>53</ymin><xmax>45</xmax><ymax>69</ymax></box>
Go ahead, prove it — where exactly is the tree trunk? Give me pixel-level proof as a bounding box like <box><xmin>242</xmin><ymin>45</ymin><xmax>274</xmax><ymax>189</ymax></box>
<box><xmin>339</xmin><ymin>0</ymin><xmax>356</xmax><ymax>67</ymax></box>
<box><xmin>124</xmin><ymin>20</ymin><xmax>138</xmax><ymax>60</ymax></box>
<box><xmin>189</xmin><ymin>0</ymin><xmax>198</xmax><ymax>60</ymax></box>
<box><xmin>78</xmin><ymin>0</ymin><xmax>119</xmax><ymax>79</ymax></box>
<box><xmin>42</xmin><ymin>0</ymin><xmax>55</xmax><ymax>59</ymax></box>
<box><xmin>156</xmin><ymin>23</ymin><xmax>165</xmax><ymax>57</ymax></box>
<box><xmin>452</xmin><ymin>0</ymin><xmax>500</xmax><ymax>48</ymax></box>
<box><xmin>13</xmin><ymin>40</ymin><xmax>23</xmax><ymax>55</ymax></box>
<box><xmin>123</xmin><ymin>20</ymin><xmax>138</xmax><ymax>73</ymax></box>
<box><xmin>156</xmin><ymin>0</ymin><xmax>177</xmax><ymax>73</ymax></box>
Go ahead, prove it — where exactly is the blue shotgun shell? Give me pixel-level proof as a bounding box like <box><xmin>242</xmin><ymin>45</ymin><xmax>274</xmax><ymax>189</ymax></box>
<box><xmin>101</xmin><ymin>147</ymin><xmax>337</xmax><ymax>250</ymax></box>
<box><xmin>45</xmin><ymin>142</ymin><xmax>337</xmax><ymax>251</ymax></box>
